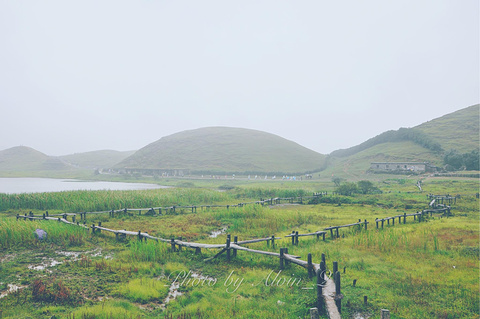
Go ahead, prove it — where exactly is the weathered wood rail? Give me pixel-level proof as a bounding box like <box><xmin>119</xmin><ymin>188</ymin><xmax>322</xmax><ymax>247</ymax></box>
<box><xmin>15</xmin><ymin>193</ymin><xmax>456</xmax><ymax>318</ymax></box>
<box><xmin>375</xmin><ymin>206</ymin><xmax>452</xmax><ymax>228</ymax></box>
<box><xmin>25</xmin><ymin>193</ymin><xmax>331</xmax><ymax>220</ymax></box>
<box><xmin>427</xmin><ymin>194</ymin><xmax>457</xmax><ymax>205</ymax></box>
<box><xmin>324</xmin><ymin>220</ymin><xmax>368</xmax><ymax>239</ymax></box>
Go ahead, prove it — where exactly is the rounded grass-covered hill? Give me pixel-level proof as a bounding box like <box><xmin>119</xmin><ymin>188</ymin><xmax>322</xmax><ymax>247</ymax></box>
<box><xmin>116</xmin><ymin>127</ymin><xmax>326</xmax><ymax>175</ymax></box>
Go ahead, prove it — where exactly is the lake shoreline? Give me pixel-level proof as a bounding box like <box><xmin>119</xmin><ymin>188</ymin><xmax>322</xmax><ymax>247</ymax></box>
<box><xmin>0</xmin><ymin>177</ymin><xmax>168</xmax><ymax>194</ymax></box>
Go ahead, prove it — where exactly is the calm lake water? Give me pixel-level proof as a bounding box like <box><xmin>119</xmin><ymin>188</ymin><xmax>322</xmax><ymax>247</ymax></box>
<box><xmin>0</xmin><ymin>178</ymin><xmax>167</xmax><ymax>194</ymax></box>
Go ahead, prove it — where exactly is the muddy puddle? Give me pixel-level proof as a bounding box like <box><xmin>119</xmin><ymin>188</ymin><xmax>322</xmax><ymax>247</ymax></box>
<box><xmin>158</xmin><ymin>271</ymin><xmax>215</xmax><ymax>310</ymax></box>
<box><xmin>27</xmin><ymin>248</ymin><xmax>112</xmax><ymax>272</ymax></box>
<box><xmin>0</xmin><ymin>284</ymin><xmax>27</xmax><ymax>299</ymax></box>
<box><xmin>209</xmin><ymin>226</ymin><xmax>228</xmax><ymax>238</ymax></box>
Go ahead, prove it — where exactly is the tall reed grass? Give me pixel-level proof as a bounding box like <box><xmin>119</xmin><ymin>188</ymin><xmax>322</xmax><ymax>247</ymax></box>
<box><xmin>0</xmin><ymin>188</ymin><xmax>232</xmax><ymax>212</ymax></box>
<box><xmin>0</xmin><ymin>218</ymin><xmax>88</xmax><ymax>249</ymax></box>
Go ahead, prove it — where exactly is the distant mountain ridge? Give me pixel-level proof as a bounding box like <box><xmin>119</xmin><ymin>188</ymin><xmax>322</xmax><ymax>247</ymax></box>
<box><xmin>331</xmin><ymin>104</ymin><xmax>479</xmax><ymax>158</ymax></box>
<box><xmin>1</xmin><ymin>105</ymin><xmax>477</xmax><ymax>177</ymax></box>
<box><xmin>0</xmin><ymin>147</ymin><xmax>134</xmax><ymax>177</ymax></box>
<box><xmin>0</xmin><ymin>146</ymin><xmax>72</xmax><ymax>175</ymax></box>
<box><xmin>323</xmin><ymin>104</ymin><xmax>479</xmax><ymax>177</ymax></box>
<box><xmin>115</xmin><ymin>127</ymin><xmax>326</xmax><ymax>175</ymax></box>
<box><xmin>60</xmin><ymin>150</ymin><xmax>135</xmax><ymax>169</ymax></box>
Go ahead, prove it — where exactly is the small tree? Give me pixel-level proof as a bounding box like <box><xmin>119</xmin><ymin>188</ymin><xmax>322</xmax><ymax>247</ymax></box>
<box><xmin>463</xmin><ymin>150</ymin><xmax>479</xmax><ymax>171</ymax></box>
<box><xmin>336</xmin><ymin>182</ymin><xmax>358</xmax><ymax>196</ymax></box>
<box><xmin>444</xmin><ymin>149</ymin><xmax>464</xmax><ymax>170</ymax></box>
<box><xmin>332</xmin><ymin>176</ymin><xmax>345</xmax><ymax>187</ymax></box>
<box><xmin>357</xmin><ymin>180</ymin><xmax>380</xmax><ymax>194</ymax></box>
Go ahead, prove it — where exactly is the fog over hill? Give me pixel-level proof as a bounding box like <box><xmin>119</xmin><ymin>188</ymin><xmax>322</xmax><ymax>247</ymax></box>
<box><xmin>1</xmin><ymin>105</ymin><xmax>478</xmax><ymax>177</ymax></box>
<box><xmin>115</xmin><ymin>127</ymin><xmax>326</xmax><ymax>175</ymax></box>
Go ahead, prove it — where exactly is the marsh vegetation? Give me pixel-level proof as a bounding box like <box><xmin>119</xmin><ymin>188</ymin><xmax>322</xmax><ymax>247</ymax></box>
<box><xmin>0</xmin><ymin>177</ymin><xmax>478</xmax><ymax>318</ymax></box>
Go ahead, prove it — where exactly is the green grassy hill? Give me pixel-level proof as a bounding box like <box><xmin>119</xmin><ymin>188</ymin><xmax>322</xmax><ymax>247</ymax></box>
<box><xmin>414</xmin><ymin>104</ymin><xmax>479</xmax><ymax>153</ymax></box>
<box><xmin>60</xmin><ymin>150</ymin><xmax>135</xmax><ymax>169</ymax></box>
<box><xmin>0</xmin><ymin>146</ymin><xmax>78</xmax><ymax>177</ymax></box>
<box><xmin>116</xmin><ymin>127</ymin><xmax>326</xmax><ymax>175</ymax></box>
<box><xmin>326</xmin><ymin>104</ymin><xmax>479</xmax><ymax>177</ymax></box>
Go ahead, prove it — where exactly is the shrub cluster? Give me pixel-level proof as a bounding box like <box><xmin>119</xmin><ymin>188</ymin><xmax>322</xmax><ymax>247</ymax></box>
<box><xmin>335</xmin><ymin>180</ymin><xmax>382</xmax><ymax>196</ymax></box>
<box><xmin>443</xmin><ymin>149</ymin><xmax>479</xmax><ymax>171</ymax></box>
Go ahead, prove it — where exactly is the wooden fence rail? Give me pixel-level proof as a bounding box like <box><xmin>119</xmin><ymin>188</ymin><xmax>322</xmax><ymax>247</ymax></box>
<box><xmin>375</xmin><ymin>206</ymin><xmax>452</xmax><ymax>229</ymax></box>
<box><xmin>14</xmin><ymin>193</ymin><xmax>456</xmax><ymax>318</ymax></box>
<box><xmin>324</xmin><ymin>220</ymin><xmax>368</xmax><ymax>239</ymax></box>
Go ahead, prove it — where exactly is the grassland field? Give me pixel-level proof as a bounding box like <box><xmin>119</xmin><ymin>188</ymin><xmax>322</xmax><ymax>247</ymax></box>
<box><xmin>0</xmin><ymin>176</ymin><xmax>478</xmax><ymax>319</ymax></box>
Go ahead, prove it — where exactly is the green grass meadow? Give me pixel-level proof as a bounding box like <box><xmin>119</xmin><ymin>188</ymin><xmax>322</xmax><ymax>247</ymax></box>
<box><xmin>0</xmin><ymin>177</ymin><xmax>478</xmax><ymax>318</ymax></box>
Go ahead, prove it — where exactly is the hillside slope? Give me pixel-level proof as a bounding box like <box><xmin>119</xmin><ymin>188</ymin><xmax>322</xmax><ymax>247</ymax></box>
<box><xmin>116</xmin><ymin>127</ymin><xmax>326</xmax><ymax>174</ymax></box>
<box><xmin>0</xmin><ymin>146</ymin><xmax>74</xmax><ymax>176</ymax></box>
<box><xmin>325</xmin><ymin>104</ymin><xmax>479</xmax><ymax>177</ymax></box>
<box><xmin>60</xmin><ymin>150</ymin><xmax>135</xmax><ymax>169</ymax></box>
<box><xmin>414</xmin><ymin>104</ymin><xmax>479</xmax><ymax>153</ymax></box>
<box><xmin>331</xmin><ymin>105</ymin><xmax>479</xmax><ymax>158</ymax></box>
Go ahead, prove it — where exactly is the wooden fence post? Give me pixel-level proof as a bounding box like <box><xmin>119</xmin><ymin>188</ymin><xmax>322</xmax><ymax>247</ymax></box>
<box><xmin>335</xmin><ymin>271</ymin><xmax>341</xmax><ymax>313</ymax></box>
<box><xmin>321</xmin><ymin>253</ymin><xmax>326</xmax><ymax>267</ymax></box>
<box><xmin>335</xmin><ymin>227</ymin><xmax>339</xmax><ymax>238</ymax></box>
<box><xmin>308</xmin><ymin>253</ymin><xmax>313</xmax><ymax>278</ymax></box>
<box><xmin>226</xmin><ymin>235</ymin><xmax>231</xmax><ymax>261</ymax></box>
<box><xmin>330</xmin><ymin>228</ymin><xmax>334</xmax><ymax>239</ymax></box>
<box><xmin>404</xmin><ymin>212</ymin><xmax>406</xmax><ymax>224</ymax></box>
<box><xmin>271</xmin><ymin>235</ymin><xmax>275</xmax><ymax>249</ymax></box>
<box><xmin>233</xmin><ymin>236</ymin><xmax>238</xmax><ymax>257</ymax></box>
<box><xmin>279</xmin><ymin>248</ymin><xmax>284</xmax><ymax>270</ymax></box>
<box><xmin>364</xmin><ymin>219</ymin><xmax>367</xmax><ymax>230</ymax></box>
<box><xmin>138</xmin><ymin>231</ymin><xmax>142</xmax><ymax>241</ymax></box>
<box><xmin>295</xmin><ymin>231</ymin><xmax>299</xmax><ymax>245</ymax></box>
<box><xmin>381</xmin><ymin>309</ymin><xmax>390</xmax><ymax>319</ymax></box>
<box><xmin>376</xmin><ymin>219</ymin><xmax>378</xmax><ymax>229</ymax></box>
<box><xmin>171</xmin><ymin>238</ymin><xmax>176</xmax><ymax>252</ymax></box>
<box><xmin>97</xmin><ymin>222</ymin><xmax>101</xmax><ymax>233</ymax></box>
<box><xmin>291</xmin><ymin>231</ymin><xmax>296</xmax><ymax>245</ymax></box>
<box><xmin>316</xmin><ymin>268</ymin><xmax>323</xmax><ymax>313</ymax></box>
<box><xmin>381</xmin><ymin>219</ymin><xmax>384</xmax><ymax>229</ymax></box>
<box><xmin>310</xmin><ymin>307</ymin><xmax>319</xmax><ymax>319</ymax></box>
<box><xmin>284</xmin><ymin>248</ymin><xmax>289</xmax><ymax>266</ymax></box>
<box><xmin>333</xmin><ymin>261</ymin><xmax>338</xmax><ymax>278</ymax></box>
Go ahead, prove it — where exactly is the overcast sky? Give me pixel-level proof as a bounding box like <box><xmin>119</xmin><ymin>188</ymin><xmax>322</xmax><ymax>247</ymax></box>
<box><xmin>1</xmin><ymin>1</ymin><xmax>478</xmax><ymax>156</ymax></box>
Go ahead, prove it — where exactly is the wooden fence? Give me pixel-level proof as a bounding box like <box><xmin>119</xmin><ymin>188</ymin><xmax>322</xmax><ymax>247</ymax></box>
<box><xmin>14</xmin><ymin>194</ymin><xmax>455</xmax><ymax>318</ymax></box>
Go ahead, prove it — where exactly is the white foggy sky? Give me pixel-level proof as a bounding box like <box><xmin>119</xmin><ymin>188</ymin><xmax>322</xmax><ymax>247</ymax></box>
<box><xmin>0</xmin><ymin>1</ymin><xmax>478</xmax><ymax>156</ymax></box>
